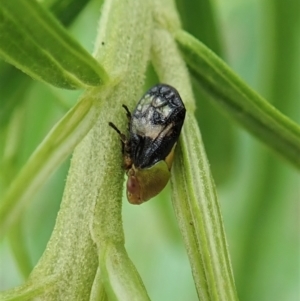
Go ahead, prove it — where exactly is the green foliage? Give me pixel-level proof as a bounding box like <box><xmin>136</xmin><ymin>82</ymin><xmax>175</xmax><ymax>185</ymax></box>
<box><xmin>0</xmin><ymin>0</ymin><xmax>299</xmax><ymax>300</ymax></box>
<box><xmin>0</xmin><ymin>0</ymin><xmax>108</xmax><ymax>89</ymax></box>
<box><xmin>176</xmin><ymin>30</ymin><xmax>300</xmax><ymax>168</ymax></box>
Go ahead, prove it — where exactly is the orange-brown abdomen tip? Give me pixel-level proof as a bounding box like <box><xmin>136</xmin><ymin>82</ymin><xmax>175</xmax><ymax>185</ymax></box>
<box><xmin>126</xmin><ymin>174</ymin><xmax>142</xmax><ymax>204</ymax></box>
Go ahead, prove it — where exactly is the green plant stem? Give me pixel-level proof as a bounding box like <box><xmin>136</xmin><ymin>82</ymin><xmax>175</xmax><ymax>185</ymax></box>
<box><xmin>1</xmin><ymin>0</ymin><xmax>152</xmax><ymax>299</ymax></box>
<box><xmin>89</xmin><ymin>1</ymin><xmax>152</xmax><ymax>299</ymax></box>
<box><xmin>175</xmin><ymin>30</ymin><xmax>300</xmax><ymax>169</ymax></box>
<box><xmin>0</xmin><ymin>276</ymin><xmax>57</xmax><ymax>301</ymax></box>
<box><xmin>151</xmin><ymin>9</ymin><xmax>238</xmax><ymax>300</ymax></box>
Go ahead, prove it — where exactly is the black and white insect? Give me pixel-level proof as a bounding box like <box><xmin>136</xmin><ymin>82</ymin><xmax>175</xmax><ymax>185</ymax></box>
<box><xmin>109</xmin><ymin>83</ymin><xmax>186</xmax><ymax>204</ymax></box>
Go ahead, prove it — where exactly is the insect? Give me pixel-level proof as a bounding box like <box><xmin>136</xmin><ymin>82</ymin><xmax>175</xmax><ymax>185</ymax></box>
<box><xmin>109</xmin><ymin>83</ymin><xmax>186</xmax><ymax>204</ymax></box>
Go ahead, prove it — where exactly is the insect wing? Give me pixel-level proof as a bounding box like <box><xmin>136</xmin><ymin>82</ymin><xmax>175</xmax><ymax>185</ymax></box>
<box><xmin>130</xmin><ymin>84</ymin><xmax>186</xmax><ymax>169</ymax></box>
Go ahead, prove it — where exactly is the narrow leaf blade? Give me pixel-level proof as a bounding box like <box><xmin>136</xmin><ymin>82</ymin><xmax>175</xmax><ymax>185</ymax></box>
<box><xmin>0</xmin><ymin>0</ymin><xmax>108</xmax><ymax>89</ymax></box>
<box><xmin>176</xmin><ymin>30</ymin><xmax>300</xmax><ymax>168</ymax></box>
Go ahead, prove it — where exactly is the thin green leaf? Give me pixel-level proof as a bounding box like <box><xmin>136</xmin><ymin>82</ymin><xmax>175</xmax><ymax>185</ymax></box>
<box><xmin>99</xmin><ymin>243</ymin><xmax>150</xmax><ymax>301</ymax></box>
<box><xmin>0</xmin><ymin>0</ymin><xmax>94</xmax><ymax>128</ymax></box>
<box><xmin>9</xmin><ymin>220</ymin><xmax>33</xmax><ymax>278</ymax></box>
<box><xmin>89</xmin><ymin>268</ymin><xmax>108</xmax><ymax>301</ymax></box>
<box><xmin>0</xmin><ymin>0</ymin><xmax>108</xmax><ymax>89</ymax></box>
<box><xmin>151</xmin><ymin>20</ymin><xmax>238</xmax><ymax>301</ymax></box>
<box><xmin>175</xmin><ymin>30</ymin><xmax>300</xmax><ymax>168</ymax></box>
<box><xmin>48</xmin><ymin>0</ymin><xmax>94</xmax><ymax>26</ymax></box>
<box><xmin>170</xmin><ymin>143</ymin><xmax>210</xmax><ymax>301</ymax></box>
<box><xmin>0</xmin><ymin>95</ymin><xmax>99</xmax><ymax>238</ymax></box>
<box><xmin>0</xmin><ymin>63</ymin><xmax>31</xmax><ymax>128</ymax></box>
<box><xmin>174</xmin><ymin>0</ymin><xmax>235</xmax><ymax>184</ymax></box>
<box><xmin>175</xmin><ymin>0</ymin><xmax>223</xmax><ymax>56</ymax></box>
<box><xmin>174</xmin><ymin>117</ymin><xmax>238</xmax><ymax>301</ymax></box>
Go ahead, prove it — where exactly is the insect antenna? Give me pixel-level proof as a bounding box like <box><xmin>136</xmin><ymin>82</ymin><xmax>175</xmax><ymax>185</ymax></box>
<box><xmin>122</xmin><ymin>105</ymin><xmax>131</xmax><ymax>120</ymax></box>
<box><xmin>109</xmin><ymin>122</ymin><xmax>121</xmax><ymax>134</ymax></box>
<box><xmin>108</xmin><ymin>122</ymin><xmax>127</xmax><ymax>142</ymax></box>
<box><xmin>109</xmin><ymin>122</ymin><xmax>131</xmax><ymax>157</ymax></box>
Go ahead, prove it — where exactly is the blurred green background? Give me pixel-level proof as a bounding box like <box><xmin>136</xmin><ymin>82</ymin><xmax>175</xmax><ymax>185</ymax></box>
<box><xmin>0</xmin><ymin>0</ymin><xmax>299</xmax><ymax>300</ymax></box>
